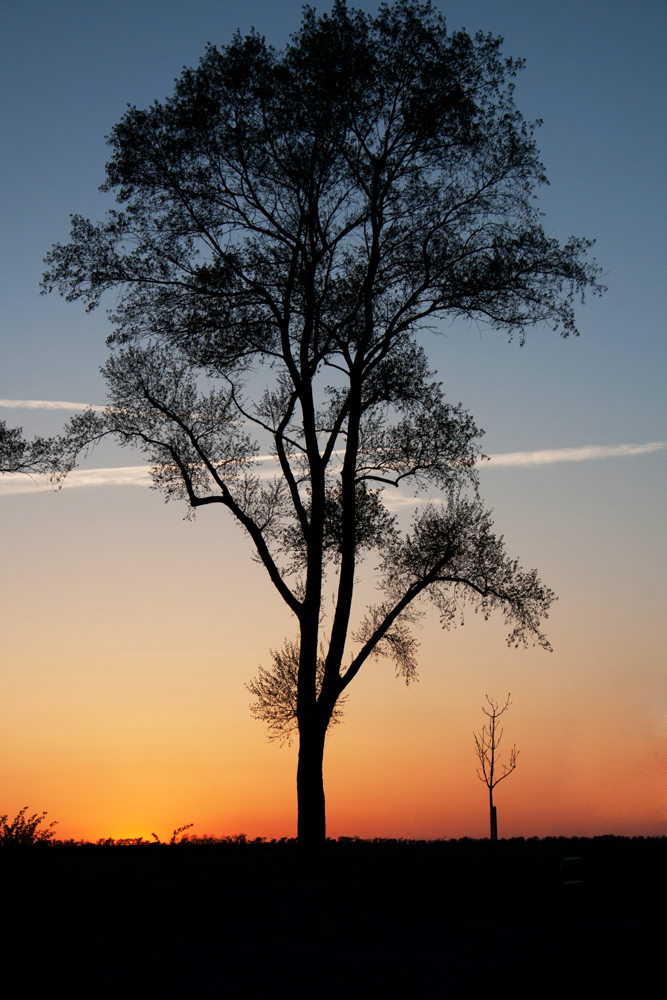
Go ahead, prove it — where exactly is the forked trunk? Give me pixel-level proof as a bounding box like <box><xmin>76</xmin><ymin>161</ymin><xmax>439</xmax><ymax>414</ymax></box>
<box><xmin>296</xmin><ymin>723</ymin><xmax>327</xmax><ymax>872</ymax></box>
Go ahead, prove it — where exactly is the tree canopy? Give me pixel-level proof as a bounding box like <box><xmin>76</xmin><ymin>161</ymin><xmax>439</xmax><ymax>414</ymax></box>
<box><xmin>42</xmin><ymin>0</ymin><xmax>602</xmax><ymax>857</ymax></box>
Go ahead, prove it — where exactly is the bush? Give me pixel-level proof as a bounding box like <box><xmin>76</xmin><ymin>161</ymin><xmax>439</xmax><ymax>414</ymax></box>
<box><xmin>0</xmin><ymin>807</ymin><xmax>58</xmax><ymax>845</ymax></box>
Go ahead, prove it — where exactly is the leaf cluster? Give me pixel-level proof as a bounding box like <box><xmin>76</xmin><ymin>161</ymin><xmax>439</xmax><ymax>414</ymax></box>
<box><xmin>0</xmin><ymin>421</ymin><xmax>62</xmax><ymax>476</ymax></box>
<box><xmin>247</xmin><ymin>639</ymin><xmax>347</xmax><ymax>745</ymax></box>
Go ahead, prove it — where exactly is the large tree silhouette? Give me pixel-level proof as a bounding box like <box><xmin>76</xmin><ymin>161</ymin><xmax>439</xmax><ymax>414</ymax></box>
<box><xmin>43</xmin><ymin>1</ymin><xmax>602</xmax><ymax>861</ymax></box>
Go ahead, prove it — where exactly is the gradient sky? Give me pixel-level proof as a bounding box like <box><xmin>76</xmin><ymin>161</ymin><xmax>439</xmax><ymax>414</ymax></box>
<box><xmin>1</xmin><ymin>0</ymin><xmax>665</xmax><ymax>841</ymax></box>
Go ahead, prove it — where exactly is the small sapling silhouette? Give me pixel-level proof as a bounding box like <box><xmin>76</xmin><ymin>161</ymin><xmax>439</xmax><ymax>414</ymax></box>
<box><xmin>473</xmin><ymin>695</ymin><xmax>519</xmax><ymax>843</ymax></box>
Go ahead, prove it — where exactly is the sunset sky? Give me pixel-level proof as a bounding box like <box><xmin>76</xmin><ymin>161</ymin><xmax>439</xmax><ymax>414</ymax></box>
<box><xmin>1</xmin><ymin>0</ymin><xmax>665</xmax><ymax>842</ymax></box>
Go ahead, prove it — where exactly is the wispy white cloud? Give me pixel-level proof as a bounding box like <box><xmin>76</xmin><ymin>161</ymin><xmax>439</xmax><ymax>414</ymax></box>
<box><xmin>0</xmin><ymin>398</ymin><xmax>105</xmax><ymax>411</ymax></box>
<box><xmin>481</xmin><ymin>441</ymin><xmax>666</xmax><ymax>467</ymax></box>
<box><xmin>1</xmin><ymin>442</ymin><xmax>663</xmax><ymax>497</ymax></box>
<box><xmin>0</xmin><ymin>466</ymin><xmax>151</xmax><ymax>496</ymax></box>
<box><xmin>2</xmin><ymin>400</ymin><xmax>664</xmax><ymax>467</ymax></box>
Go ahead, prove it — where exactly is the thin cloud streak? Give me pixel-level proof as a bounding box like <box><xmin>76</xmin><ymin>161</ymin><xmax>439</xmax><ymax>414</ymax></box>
<box><xmin>1</xmin><ymin>400</ymin><xmax>664</xmax><ymax>467</ymax></box>
<box><xmin>481</xmin><ymin>441</ymin><xmax>666</xmax><ymax>467</ymax></box>
<box><xmin>0</xmin><ymin>466</ymin><xmax>151</xmax><ymax>496</ymax></box>
<box><xmin>1</xmin><ymin>442</ymin><xmax>663</xmax><ymax>497</ymax></box>
<box><xmin>0</xmin><ymin>398</ymin><xmax>105</xmax><ymax>411</ymax></box>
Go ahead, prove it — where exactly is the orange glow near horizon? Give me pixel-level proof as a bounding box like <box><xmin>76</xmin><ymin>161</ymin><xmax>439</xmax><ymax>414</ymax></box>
<box><xmin>1</xmin><ymin>473</ymin><xmax>665</xmax><ymax>844</ymax></box>
<box><xmin>2</xmin><ymin>615</ymin><xmax>664</xmax><ymax>844</ymax></box>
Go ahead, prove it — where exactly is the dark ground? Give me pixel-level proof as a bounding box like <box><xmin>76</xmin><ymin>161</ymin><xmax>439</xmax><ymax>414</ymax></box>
<box><xmin>1</xmin><ymin>837</ymin><xmax>664</xmax><ymax>999</ymax></box>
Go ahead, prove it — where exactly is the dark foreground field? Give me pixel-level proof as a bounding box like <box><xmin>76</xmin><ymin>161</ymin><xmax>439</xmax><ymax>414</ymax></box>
<box><xmin>1</xmin><ymin>836</ymin><xmax>665</xmax><ymax>999</ymax></box>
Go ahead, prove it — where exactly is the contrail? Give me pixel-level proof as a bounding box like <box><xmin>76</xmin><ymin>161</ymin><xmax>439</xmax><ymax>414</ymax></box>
<box><xmin>481</xmin><ymin>441</ymin><xmax>666</xmax><ymax>467</ymax></box>
<box><xmin>1</xmin><ymin>442</ymin><xmax>664</xmax><ymax>497</ymax></box>
<box><xmin>0</xmin><ymin>466</ymin><xmax>152</xmax><ymax>495</ymax></box>
<box><xmin>4</xmin><ymin>398</ymin><xmax>662</xmax><ymax>468</ymax></box>
<box><xmin>0</xmin><ymin>398</ymin><xmax>105</xmax><ymax>411</ymax></box>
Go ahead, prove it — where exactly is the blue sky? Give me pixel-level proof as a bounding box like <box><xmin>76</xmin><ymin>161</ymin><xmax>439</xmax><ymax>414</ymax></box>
<box><xmin>1</xmin><ymin>1</ymin><xmax>665</xmax><ymax>838</ymax></box>
<box><xmin>1</xmin><ymin>0</ymin><xmax>665</xmax><ymax>441</ymax></box>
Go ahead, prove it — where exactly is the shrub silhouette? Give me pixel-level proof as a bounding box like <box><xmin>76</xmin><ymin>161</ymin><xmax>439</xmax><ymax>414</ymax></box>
<box><xmin>0</xmin><ymin>807</ymin><xmax>58</xmax><ymax>845</ymax></box>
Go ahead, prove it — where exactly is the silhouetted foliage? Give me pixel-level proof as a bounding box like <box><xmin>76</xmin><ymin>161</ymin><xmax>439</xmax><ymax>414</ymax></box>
<box><xmin>170</xmin><ymin>823</ymin><xmax>194</xmax><ymax>844</ymax></box>
<box><xmin>247</xmin><ymin>639</ymin><xmax>346</xmax><ymax>745</ymax></box>
<box><xmin>91</xmin><ymin>824</ymin><xmax>195</xmax><ymax>846</ymax></box>
<box><xmin>42</xmin><ymin>1</ymin><xmax>602</xmax><ymax>860</ymax></box>
<box><xmin>474</xmin><ymin>693</ymin><xmax>518</xmax><ymax>842</ymax></box>
<box><xmin>0</xmin><ymin>806</ymin><xmax>58</xmax><ymax>845</ymax></box>
<box><xmin>0</xmin><ymin>420</ymin><xmax>57</xmax><ymax>475</ymax></box>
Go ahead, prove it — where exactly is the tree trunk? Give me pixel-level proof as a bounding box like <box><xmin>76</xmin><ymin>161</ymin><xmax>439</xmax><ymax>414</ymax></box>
<box><xmin>296</xmin><ymin>722</ymin><xmax>327</xmax><ymax>872</ymax></box>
